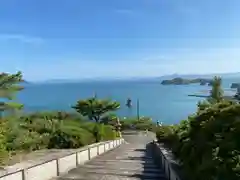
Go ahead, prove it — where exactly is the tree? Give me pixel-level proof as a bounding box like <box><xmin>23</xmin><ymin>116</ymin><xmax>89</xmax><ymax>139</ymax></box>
<box><xmin>126</xmin><ymin>98</ymin><xmax>132</xmax><ymax>109</ymax></box>
<box><xmin>208</xmin><ymin>76</ymin><xmax>223</xmax><ymax>103</ymax></box>
<box><xmin>0</xmin><ymin>72</ymin><xmax>24</xmax><ymax>117</ymax></box>
<box><xmin>72</xmin><ymin>97</ymin><xmax>120</xmax><ymax>123</ymax></box>
<box><xmin>197</xmin><ymin>100</ymin><xmax>210</xmax><ymax>113</ymax></box>
<box><xmin>100</xmin><ymin>113</ymin><xmax>118</xmax><ymax>125</ymax></box>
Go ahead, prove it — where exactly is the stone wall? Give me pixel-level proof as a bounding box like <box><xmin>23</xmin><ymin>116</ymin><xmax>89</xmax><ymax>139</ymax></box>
<box><xmin>151</xmin><ymin>141</ymin><xmax>183</xmax><ymax>180</ymax></box>
<box><xmin>0</xmin><ymin>139</ymin><xmax>125</xmax><ymax>180</ymax></box>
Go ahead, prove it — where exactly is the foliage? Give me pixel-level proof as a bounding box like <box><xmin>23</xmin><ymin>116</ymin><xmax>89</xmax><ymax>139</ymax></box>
<box><xmin>72</xmin><ymin>97</ymin><xmax>120</xmax><ymax>122</ymax></box>
<box><xmin>102</xmin><ymin>125</ymin><xmax>117</xmax><ymax>140</ymax></box>
<box><xmin>157</xmin><ymin>104</ymin><xmax>240</xmax><ymax>179</ymax></box>
<box><xmin>78</xmin><ymin>121</ymin><xmax>117</xmax><ymax>142</ymax></box>
<box><xmin>101</xmin><ymin>113</ymin><xmax>118</xmax><ymax>126</ymax></box>
<box><xmin>182</xmin><ymin>102</ymin><xmax>239</xmax><ymax>180</ymax></box>
<box><xmin>156</xmin><ymin>125</ymin><xmax>175</xmax><ymax>146</ymax></box>
<box><xmin>0</xmin><ymin>71</ymin><xmax>23</xmax><ymax>117</ymax></box>
<box><xmin>197</xmin><ymin>100</ymin><xmax>211</xmax><ymax>112</ymax></box>
<box><xmin>0</xmin><ymin>119</ymin><xmax>8</xmax><ymax>165</ymax></box>
<box><xmin>0</xmin><ymin>113</ymin><xmax>118</xmax><ymax>165</ymax></box>
<box><xmin>20</xmin><ymin>111</ymin><xmax>86</xmax><ymax>122</ymax></box>
<box><xmin>196</xmin><ymin>76</ymin><xmax>224</xmax><ymax>113</ymax></box>
<box><xmin>208</xmin><ymin>76</ymin><xmax>223</xmax><ymax>103</ymax></box>
<box><xmin>120</xmin><ymin>116</ymin><xmax>157</xmax><ymax>131</ymax></box>
<box><xmin>47</xmin><ymin>122</ymin><xmax>95</xmax><ymax>148</ymax></box>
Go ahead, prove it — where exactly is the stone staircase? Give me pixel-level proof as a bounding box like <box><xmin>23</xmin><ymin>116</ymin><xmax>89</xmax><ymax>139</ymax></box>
<box><xmin>56</xmin><ymin>141</ymin><xmax>167</xmax><ymax>180</ymax></box>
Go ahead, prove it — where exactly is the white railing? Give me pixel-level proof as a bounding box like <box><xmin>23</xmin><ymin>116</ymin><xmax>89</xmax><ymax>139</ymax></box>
<box><xmin>0</xmin><ymin>138</ymin><xmax>125</xmax><ymax>180</ymax></box>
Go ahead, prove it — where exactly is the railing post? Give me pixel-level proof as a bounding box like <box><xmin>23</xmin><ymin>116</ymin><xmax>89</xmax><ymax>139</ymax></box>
<box><xmin>56</xmin><ymin>159</ymin><xmax>60</xmax><ymax>176</ymax></box>
<box><xmin>88</xmin><ymin>148</ymin><xmax>91</xmax><ymax>160</ymax></box>
<box><xmin>97</xmin><ymin>145</ymin><xmax>99</xmax><ymax>155</ymax></box>
<box><xmin>76</xmin><ymin>152</ymin><xmax>78</xmax><ymax>166</ymax></box>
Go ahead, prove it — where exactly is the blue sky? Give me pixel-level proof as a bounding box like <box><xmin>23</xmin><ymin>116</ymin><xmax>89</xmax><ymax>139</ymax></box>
<box><xmin>1</xmin><ymin>0</ymin><xmax>240</xmax><ymax>81</ymax></box>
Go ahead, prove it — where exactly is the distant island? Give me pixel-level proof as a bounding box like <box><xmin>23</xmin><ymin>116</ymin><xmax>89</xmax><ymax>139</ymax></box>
<box><xmin>231</xmin><ymin>83</ymin><xmax>240</xmax><ymax>89</ymax></box>
<box><xmin>161</xmin><ymin>77</ymin><xmax>213</xmax><ymax>85</ymax></box>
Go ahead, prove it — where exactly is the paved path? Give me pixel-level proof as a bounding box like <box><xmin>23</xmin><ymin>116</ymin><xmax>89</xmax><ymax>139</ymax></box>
<box><xmin>56</xmin><ymin>132</ymin><xmax>166</xmax><ymax>180</ymax></box>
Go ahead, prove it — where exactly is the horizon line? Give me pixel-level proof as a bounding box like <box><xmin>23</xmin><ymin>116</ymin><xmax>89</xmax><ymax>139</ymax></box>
<box><xmin>26</xmin><ymin>71</ymin><xmax>240</xmax><ymax>83</ymax></box>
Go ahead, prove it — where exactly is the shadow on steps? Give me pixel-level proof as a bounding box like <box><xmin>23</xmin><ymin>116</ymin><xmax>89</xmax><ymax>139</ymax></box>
<box><xmin>56</xmin><ymin>142</ymin><xmax>167</xmax><ymax>179</ymax></box>
<box><xmin>134</xmin><ymin>149</ymin><xmax>146</xmax><ymax>152</ymax></box>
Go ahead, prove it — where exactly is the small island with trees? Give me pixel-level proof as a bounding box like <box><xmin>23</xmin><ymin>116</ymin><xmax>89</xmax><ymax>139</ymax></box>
<box><xmin>230</xmin><ymin>83</ymin><xmax>240</xmax><ymax>88</ymax></box>
<box><xmin>161</xmin><ymin>77</ymin><xmax>213</xmax><ymax>85</ymax></box>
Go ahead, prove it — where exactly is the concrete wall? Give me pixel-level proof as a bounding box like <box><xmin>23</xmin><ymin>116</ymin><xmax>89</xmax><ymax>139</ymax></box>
<box><xmin>98</xmin><ymin>144</ymin><xmax>105</xmax><ymax>155</ymax></box>
<box><xmin>0</xmin><ymin>139</ymin><xmax>124</xmax><ymax>180</ymax></box>
<box><xmin>151</xmin><ymin>141</ymin><xmax>181</xmax><ymax>180</ymax></box>
<box><xmin>89</xmin><ymin>146</ymin><xmax>98</xmax><ymax>159</ymax></box>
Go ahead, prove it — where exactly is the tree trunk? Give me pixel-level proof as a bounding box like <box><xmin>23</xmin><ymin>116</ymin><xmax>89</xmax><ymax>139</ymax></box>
<box><xmin>93</xmin><ymin>116</ymin><xmax>99</xmax><ymax>123</ymax></box>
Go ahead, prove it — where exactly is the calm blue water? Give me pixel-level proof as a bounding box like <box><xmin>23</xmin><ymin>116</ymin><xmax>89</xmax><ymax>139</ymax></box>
<box><xmin>17</xmin><ymin>78</ymin><xmax>240</xmax><ymax>124</ymax></box>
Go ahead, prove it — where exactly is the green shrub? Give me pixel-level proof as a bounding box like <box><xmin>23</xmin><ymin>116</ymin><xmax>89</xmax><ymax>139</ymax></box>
<box><xmin>9</xmin><ymin>131</ymin><xmax>49</xmax><ymax>151</ymax></box>
<box><xmin>156</xmin><ymin>125</ymin><xmax>175</xmax><ymax>146</ymax></box>
<box><xmin>120</xmin><ymin>117</ymin><xmax>156</xmax><ymax>131</ymax></box>
<box><xmin>48</xmin><ymin>127</ymin><xmax>94</xmax><ymax>148</ymax></box>
<box><xmin>0</xmin><ymin>119</ymin><xmax>8</xmax><ymax>165</ymax></box>
<box><xmin>157</xmin><ymin>102</ymin><xmax>240</xmax><ymax>180</ymax></box>
<box><xmin>20</xmin><ymin>111</ymin><xmax>85</xmax><ymax>122</ymax></box>
<box><xmin>0</xmin><ymin>111</ymin><xmax>118</xmax><ymax>165</ymax></box>
<box><xmin>102</xmin><ymin>125</ymin><xmax>117</xmax><ymax>140</ymax></box>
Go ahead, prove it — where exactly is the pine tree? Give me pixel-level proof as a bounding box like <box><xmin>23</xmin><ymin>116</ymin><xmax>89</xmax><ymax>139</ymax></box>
<box><xmin>72</xmin><ymin>97</ymin><xmax>120</xmax><ymax>123</ymax></box>
<box><xmin>0</xmin><ymin>71</ymin><xmax>24</xmax><ymax>117</ymax></box>
<box><xmin>208</xmin><ymin>76</ymin><xmax>223</xmax><ymax>103</ymax></box>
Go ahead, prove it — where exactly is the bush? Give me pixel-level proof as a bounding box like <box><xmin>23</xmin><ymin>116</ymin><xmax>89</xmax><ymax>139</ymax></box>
<box><xmin>48</xmin><ymin>126</ymin><xmax>94</xmax><ymax>148</ymax></box>
<box><xmin>8</xmin><ymin>131</ymin><xmax>49</xmax><ymax>151</ymax></box>
<box><xmin>102</xmin><ymin>125</ymin><xmax>117</xmax><ymax>140</ymax></box>
<box><xmin>0</xmin><ymin>120</ymin><xmax>8</xmax><ymax>165</ymax></box>
<box><xmin>156</xmin><ymin>101</ymin><xmax>240</xmax><ymax>180</ymax></box>
<box><xmin>120</xmin><ymin>117</ymin><xmax>156</xmax><ymax>131</ymax></box>
<box><xmin>20</xmin><ymin>111</ymin><xmax>85</xmax><ymax>122</ymax></box>
<box><xmin>0</xmin><ymin>111</ymin><xmax>118</xmax><ymax>165</ymax></box>
<box><xmin>156</xmin><ymin>126</ymin><xmax>174</xmax><ymax>143</ymax></box>
<box><xmin>80</xmin><ymin>122</ymin><xmax>116</xmax><ymax>142</ymax></box>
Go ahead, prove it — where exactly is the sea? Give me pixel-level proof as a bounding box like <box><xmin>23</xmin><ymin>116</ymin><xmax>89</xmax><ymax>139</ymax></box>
<box><xmin>17</xmin><ymin>78</ymin><xmax>240</xmax><ymax>125</ymax></box>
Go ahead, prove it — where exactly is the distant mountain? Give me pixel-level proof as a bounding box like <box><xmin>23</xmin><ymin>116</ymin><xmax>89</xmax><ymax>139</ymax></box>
<box><xmin>159</xmin><ymin>72</ymin><xmax>240</xmax><ymax>80</ymax></box>
<box><xmin>27</xmin><ymin>72</ymin><xmax>240</xmax><ymax>84</ymax></box>
<box><xmin>29</xmin><ymin>77</ymin><xmax>162</xmax><ymax>84</ymax></box>
<box><xmin>29</xmin><ymin>79</ymin><xmax>86</xmax><ymax>84</ymax></box>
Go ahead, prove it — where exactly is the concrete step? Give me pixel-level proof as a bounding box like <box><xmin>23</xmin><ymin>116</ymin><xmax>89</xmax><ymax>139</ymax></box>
<box><xmin>77</xmin><ymin>164</ymin><xmax>163</xmax><ymax>173</ymax></box>
<box><xmin>59</xmin><ymin>171</ymin><xmax>166</xmax><ymax>180</ymax></box>
<box><xmin>58</xmin><ymin>175</ymin><xmax>165</xmax><ymax>180</ymax></box>
<box><xmin>86</xmin><ymin>161</ymin><xmax>159</xmax><ymax>169</ymax></box>
<box><xmin>89</xmin><ymin>159</ymin><xmax>156</xmax><ymax>164</ymax></box>
<box><xmin>69</xmin><ymin>168</ymin><xmax>165</xmax><ymax>177</ymax></box>
<box><xmin>54</xmin><ymin>136</ymin><xmax>167</xmax><ymax>180</ymax></box>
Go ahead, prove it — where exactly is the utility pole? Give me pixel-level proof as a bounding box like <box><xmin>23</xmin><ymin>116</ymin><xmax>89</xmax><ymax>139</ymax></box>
<box><xmin>137</xmin><ymin>98</ymin><xmax>140</xmax><ymax>121</ymax></box>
